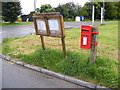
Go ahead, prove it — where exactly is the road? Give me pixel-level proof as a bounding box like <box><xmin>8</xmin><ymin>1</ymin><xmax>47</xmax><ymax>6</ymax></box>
<box><xmin>1</xmin><ymin>59</ymin><xmax>88</xmax><ymax>88</ymax></box>
<box><xmin>64</xmin><ymin>21</ymin><xmax>107</xmax><ymax>29</ymax></box>
<box><xmin>1</xmin><ymin>21</ymin><xmax>109</xmax><ymax>43</ymax></box>
<box><xmin>2</xmin><ymin>24</ymin><xmax>35</xmax><ymax>38</ymax></box>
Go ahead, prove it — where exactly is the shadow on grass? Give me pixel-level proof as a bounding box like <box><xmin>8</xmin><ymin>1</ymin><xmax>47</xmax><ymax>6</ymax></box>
<box><xmin>7</xmin><ymin>47</ymin><xmax>118</xmax><ymax>88</ymax></box>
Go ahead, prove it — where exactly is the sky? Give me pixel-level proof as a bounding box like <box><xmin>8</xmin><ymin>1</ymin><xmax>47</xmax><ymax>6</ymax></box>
<box><xmin>20</xmin><ymin>0</ymin><xmax>89</xmax><ymax>15</ymax></box>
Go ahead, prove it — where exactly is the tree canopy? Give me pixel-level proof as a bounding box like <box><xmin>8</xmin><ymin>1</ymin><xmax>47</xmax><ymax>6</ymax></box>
<box><xmin>2</xmin><ymin>2</ymin><xmax>22</xmax><ymax>23</ymax></box>
<box><xmin>29</xmin><ymin>2</ymin><xmax>119</xmax><ymax>21</ymax></box>
<box><xmin>55</xmin><ymin>2</ymin><xmax>119</xmax><ymax>20</ymax></box>
<box><xmin>2</xmin><ymin>1</ymin><xmax>118</xmax><ymax>22</ymax></box>
<box><xmin>55</xmin><ymin>2</ymin><xmax>82</xmax><ymax>20</ymax></box>
<box><xmin>39</xmin><ymin>4</ymin><xmax>54</xmax><ymax>13</ymax></box>
<box><xmin>82</xmin><ymin>2</ymin><xmax>119</xmax><ymax>20</ymax></box>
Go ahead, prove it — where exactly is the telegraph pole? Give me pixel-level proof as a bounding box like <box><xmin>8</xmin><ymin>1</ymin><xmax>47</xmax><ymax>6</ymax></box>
<box><xmin>101</xmin><ymin>7</ymin><xmax>103</xmax><ymax>24</ymax></box>
<box><xmin>34</xmin><ymin>0</ymin><xmax>37</xmax><ymax>13</ymax></box>
<box><xmin>92</xmin><ymin>5</ymin><xmax>95</xmax><ymax>26</ymax></box>
<box><xmin>103</xmin><ymin>0</ymin><xmax>105</xmax><ymax>23</ymax></box>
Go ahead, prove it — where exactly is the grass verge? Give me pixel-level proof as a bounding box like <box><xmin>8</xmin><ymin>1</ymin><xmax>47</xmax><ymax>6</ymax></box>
<box><xmin>1</xmin><ymin>22</ymin><xmax>33</xmax><ymax>27</ymax></box>
<box><xmin>1</xmin><ymin>21</ymin><xmax>118</xmax><ymax>88</ymax></box>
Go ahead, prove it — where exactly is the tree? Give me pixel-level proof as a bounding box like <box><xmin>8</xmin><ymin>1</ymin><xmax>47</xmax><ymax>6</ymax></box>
<box><xmin>55</xmin><ymin>2</ymin><xmax>81</xmax><ymax>20</ymax></box>
<box><xmin>40</xmin><ymin>4</ymin><xmax>54</xmax><ymax>13</ymax></box>
<box><xmin>117</xmin><ymin>2</ymin><xmax>120</xmax><ymax>19</ymax></box>
<box><xmin>64</xmin><ymin>2</ymin><xmax>77</xmax><ymax>19</ymax></box>
<box><xmin>2</xmin><ymin>2</ymin><xmax>21</xmax><ymax>23</ymax></box>
<box><xmin>104</xmin><ymin>2</ymin><xmax>118</xmax><ymax>20</ymax></box>
<box><xmin>83</xmin><ymin>2</ymin><xmax>118</xmax><ymax>20</ymax></box>
<box><xmin>78</xmin><ymin>6</ymin><xmax>88</xmax><ymax>18</ymax></box>
<box><xmin>29</xmin><ymin>11</ymin><xmax>35</xmax><ymax>15</ymax></box>
<box><xmin>36</xmin><ymin>8</ymin><xmax>40</xmax><ymax>13</ymax></box>
<box><xmin>55</xmin><ymin>4</ymin><xmax>69</xmax><ymax>19</ymax></box>
<box><xmin>82</xmin><ymin>2</ymin><xmax>92</xmax><ymax>20</ymax></box>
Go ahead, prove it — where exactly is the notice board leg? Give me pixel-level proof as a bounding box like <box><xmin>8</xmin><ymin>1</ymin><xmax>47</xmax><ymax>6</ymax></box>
<box><xmin>61</xmin><ymin>38</ymin><xmax>66</xmax><ymax>57</ymax></box>
<box><xmin>40</xmin><ymin>35</ymin><xmax>45</xmax><ymax>50</ymax></box>
<box><xmin>90</xmin><ymin>26</ymin><xmax>98</xmax><ymax>63</ymax></box>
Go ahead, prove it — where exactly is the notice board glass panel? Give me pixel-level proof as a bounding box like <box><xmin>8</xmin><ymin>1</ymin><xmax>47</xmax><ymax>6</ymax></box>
<box><xmin>36</xmin><ymin>19</ymin><xmax>47</xmax><ymax>34</ymax></box>
<box><xmin>48</xmin><ymin>18</ymin><xmax>61</xmax><ymax>36</ymax></box>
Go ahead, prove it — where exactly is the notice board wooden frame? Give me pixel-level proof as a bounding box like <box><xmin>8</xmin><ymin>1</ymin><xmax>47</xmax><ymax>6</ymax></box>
<box><xmin>33</xmin><ymin>12</ymin><xmax>66</xmax><ymax>56</ymax></box>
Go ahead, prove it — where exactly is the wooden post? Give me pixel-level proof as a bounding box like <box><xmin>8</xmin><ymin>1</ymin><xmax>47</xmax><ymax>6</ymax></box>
<box><xmin>90</xmin><ymin>26</ymin><xmax>98</xmax><ymax>63</ymax></box>
<box><xmin>61</xmin><ymin>38</ymin><xmax>66</xmax><ymax>57</ymax></box>
<box><xmin>45</xmin><ymin>18</ymin><xmax>51</xmax><ymax>35</ymax></box>
<box><xmin>40</xmin><ymin>35</ymin><xmax>45</xmax><ymax>50</ymax></box>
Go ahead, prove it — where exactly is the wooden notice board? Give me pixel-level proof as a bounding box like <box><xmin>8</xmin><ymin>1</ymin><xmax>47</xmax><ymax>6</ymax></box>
<box><xmin>33</xmin><ymin>12</ymin><xmax>66</xmax><ymax>56</ymax></box>
<box><xmin>33</xmin><ymin>12</ymin><xmax>65</xmax><ymax>38</ymax></box>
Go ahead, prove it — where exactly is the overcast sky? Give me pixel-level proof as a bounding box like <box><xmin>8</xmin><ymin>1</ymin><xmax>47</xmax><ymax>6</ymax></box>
<box><xmin>20</xmin><ymin>0</ymin><xmax>89</xmax><ymax>15</ymax></box>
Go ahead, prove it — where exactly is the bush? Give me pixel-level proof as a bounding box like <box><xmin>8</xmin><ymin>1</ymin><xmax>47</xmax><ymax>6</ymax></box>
<box><xmin>2</xmin><ymin>2</ymin><xmax>22</xmax><ymax>23</ymax></box>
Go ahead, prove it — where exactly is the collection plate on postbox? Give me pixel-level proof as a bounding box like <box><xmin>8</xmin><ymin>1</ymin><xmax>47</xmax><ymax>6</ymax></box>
<box><xmin>33</xmin><ymin>12</ymin><xmax>65</xmax><ymax>38</ymax></box>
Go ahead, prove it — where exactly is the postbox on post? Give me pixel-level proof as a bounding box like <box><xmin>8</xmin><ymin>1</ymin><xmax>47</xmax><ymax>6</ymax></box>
<box><xmin>80</xmin><ymin>25</ymin><xmax>99</xmax><ymax>49</ymax></box>
<box><xmin>80</xmin><ymin>25</ymin><xmax>99</xmax><ymax>63</ymax></box>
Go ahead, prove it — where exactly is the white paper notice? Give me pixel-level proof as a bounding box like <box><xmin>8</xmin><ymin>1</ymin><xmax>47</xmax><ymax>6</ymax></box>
<box><xmin>83</xmin><ymin>37</ymin><xmax>87</xmax><ymax>45</ymax></box>
<box><xmin>36</xmin><ymin>19</ymin><xmax>46</xmax><ymax>30</ymax></box>
<box><xmin>48</xmin><ymin>19</ymin><xmax>59</xmax><ymax>31</ymax></box>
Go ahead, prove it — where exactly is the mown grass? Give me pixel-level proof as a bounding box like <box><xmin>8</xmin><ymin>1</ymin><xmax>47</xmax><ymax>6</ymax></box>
<box><xmin>1</xmin><ymin>22</ymin><xmax>33</xmax><ymax>27</ymax></box>
<box><xmin>1</xmin><ymin>21</ymin><xmax>118</xmax><ymax>88</ymax></box>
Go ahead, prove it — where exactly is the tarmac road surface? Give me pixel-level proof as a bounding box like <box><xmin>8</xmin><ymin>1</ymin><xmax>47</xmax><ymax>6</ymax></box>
<box><xmin>1</xmin><ymin>59</ymin><xmax>89</xmax><ymax>88</ymax></box>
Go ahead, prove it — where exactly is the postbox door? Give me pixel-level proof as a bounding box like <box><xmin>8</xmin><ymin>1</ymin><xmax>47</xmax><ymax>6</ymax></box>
<box><xmin>80</xmin><ymin>25</ymin><xmax>92</xmax><ymax>49</ymax></box>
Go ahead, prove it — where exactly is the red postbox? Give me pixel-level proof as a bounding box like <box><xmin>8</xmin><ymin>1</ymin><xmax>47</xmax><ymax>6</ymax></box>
<box><xmin>80</xmin><ymin>25</ymin><xmax>98</xmax><ymax>49</ymax></box>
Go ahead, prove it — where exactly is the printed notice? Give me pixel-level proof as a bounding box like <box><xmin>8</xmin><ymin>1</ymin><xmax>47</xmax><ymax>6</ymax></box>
<box><xmin>83</xmin><ymin>37</ymin><xmax>87</xmax><ymax>45</ymax></box>
<box><xmin>48</xmin><ymin>19</ymin><xmax>60</xmax><ymax>31</ymax></box>
<box><xmin>36</xmin><ymin>19</ymin><xmax>46</xmax><ymax>30</ymax></box>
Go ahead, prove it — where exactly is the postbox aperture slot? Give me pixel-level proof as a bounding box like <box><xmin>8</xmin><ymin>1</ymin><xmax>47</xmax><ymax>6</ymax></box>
<box><xmin>82</xmin><ymin>29</ymin><xmax>89</xmax><ymax>31</ymax></box>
